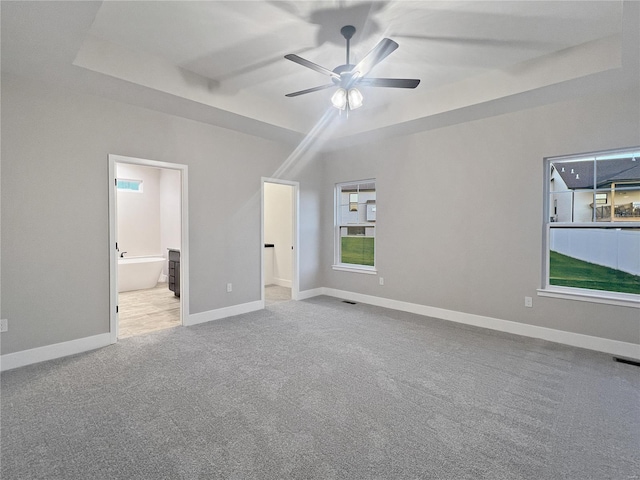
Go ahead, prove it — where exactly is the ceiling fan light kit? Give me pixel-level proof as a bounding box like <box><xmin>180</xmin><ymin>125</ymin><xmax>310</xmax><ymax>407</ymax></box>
<box><xmin>331</xmin><ymin>88</ymin><xmax>348</xmax><ymax>109</ymax></box>
<box><xmin>285</xmin><ymin>25</ymin><xmax>420</xmax><ymax>113</ymax></box>
<box><xmin>331</xmin><ymin>87</ymin><xmax>363</xmax><ymax>110</ymax></box>
<box><xmin>347</xmin><ymin>88</ymin><xmax>364</xmax><ymax>109</ymax></box>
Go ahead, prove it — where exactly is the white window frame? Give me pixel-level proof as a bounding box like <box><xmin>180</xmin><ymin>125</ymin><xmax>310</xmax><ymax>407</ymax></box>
<box><xmin>333</xmin><ymin>179</ymin><xmax>377</xmax><ymax>274</ymax></box>
<box><xmin>540</xmin><ymin>147</ymin><xmax>640</xmax><ymax>308</ymax></box>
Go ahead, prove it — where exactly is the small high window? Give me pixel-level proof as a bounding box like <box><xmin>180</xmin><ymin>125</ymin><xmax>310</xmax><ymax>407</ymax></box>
<box><xmin>117</xmin><ymin>178</ymin><xmax>143</xmax><ymax>193</ymax></box>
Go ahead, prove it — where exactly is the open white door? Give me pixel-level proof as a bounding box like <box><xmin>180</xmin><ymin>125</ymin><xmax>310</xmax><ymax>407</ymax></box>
<box><xmin>108</xmin><ymin>154</ymin><xmax>189</xmax><ymax>341</ymax></box>
<box><xmin>262</xmin><ymin>179</ymin><xmax>299</xmax><ymax>304</ymax></box>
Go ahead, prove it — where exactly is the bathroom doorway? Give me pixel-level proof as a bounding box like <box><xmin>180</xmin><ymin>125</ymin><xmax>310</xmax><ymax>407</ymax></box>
<box><xmin>108</xmin><ymin>154</ymin><xmax>189</xmax><ymax>343</ymax></box>
<box><xmin>262</xmin><ymin>179</ymin><xmax>299</xmax><ymax>306</ymax></box>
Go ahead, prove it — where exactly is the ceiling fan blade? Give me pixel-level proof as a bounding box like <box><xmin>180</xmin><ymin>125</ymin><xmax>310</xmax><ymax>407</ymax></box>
<box><xmin>358</xmin><ymin>78</ymin><xmax>420</xmax><ymax>89</ymax></box>
<box><xmin>392</xmin><ymin>34</ymin><xmax>551</xmax><ymax>49</ymax></box>
<box><xmin>350</xmin><ymin>38</ymin><xmax>398</xmax><ymax>78</ymax></box>
<box><xmin>285</xmin><ymin>84</ymin><xmax>335</xmax><ymax>97</ymax></box>
<box><xmin>284</xmin><ymin>54</ymin><xmax>340</xmax><ymax>80</ymax></box>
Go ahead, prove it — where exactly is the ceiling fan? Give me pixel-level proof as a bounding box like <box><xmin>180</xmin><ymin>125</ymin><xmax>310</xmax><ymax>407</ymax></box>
<box><xmin>284</xmin><ymin>25</ymin><xmax>420</xmax><ymax>111</ymax></box>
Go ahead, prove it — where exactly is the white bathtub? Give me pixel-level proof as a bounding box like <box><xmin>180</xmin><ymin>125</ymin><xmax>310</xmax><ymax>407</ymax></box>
<box><xmin>118</xmin><ymin>256</ymin><xmax>165</xmax><ymax>293</ymax></box>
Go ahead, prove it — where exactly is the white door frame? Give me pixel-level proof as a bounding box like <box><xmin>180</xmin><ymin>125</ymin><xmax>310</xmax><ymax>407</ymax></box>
<box><xmin>261</xmin><ymin>178</ymin><xmax>300</xmax><ymax>302</ymax></box>
<box><xmin>108</xmin><ymin>154</ymin><xmax>189</xmax><ymax>343</ymax></box>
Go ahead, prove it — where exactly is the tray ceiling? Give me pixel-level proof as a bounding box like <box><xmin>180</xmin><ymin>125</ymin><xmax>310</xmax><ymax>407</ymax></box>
<box><xmin>2</xmin><ymin>1</ymin><xmax>636</xmax><ymax>148</ymax></box>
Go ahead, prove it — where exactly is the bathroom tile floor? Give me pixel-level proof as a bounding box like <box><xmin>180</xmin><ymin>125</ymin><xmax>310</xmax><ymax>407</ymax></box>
<box><xmin>265</xmin><ymin>285</ymin><xmax>291</xmax><ymax>306</ymax></box>
<box><xmin>118</xmin><ymin>283</ymin><xmax>181</xmax><ymax>338</ymax></box>
<box><xmin>119</xmin><ymin>284</ymin><xmax>289</xmax><ymax>338</ymax></box>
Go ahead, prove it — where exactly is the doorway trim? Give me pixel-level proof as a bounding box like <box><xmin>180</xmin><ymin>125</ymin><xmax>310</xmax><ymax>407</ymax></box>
<box><xmin>108</xmin><ymin>154</ymin><xmax>189</xmax><ymax>344</ymax></box>
<box><xmin>261</xmin><ymin>178</ymin><xmax>300</xmax><ymax>303</ymax></box>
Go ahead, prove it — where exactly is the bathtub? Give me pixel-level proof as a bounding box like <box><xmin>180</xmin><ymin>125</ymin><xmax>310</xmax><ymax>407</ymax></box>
<box><xmin>118</xmin><ymin>256</ymin><xmax>165</xmax><ymax>293</ymax></box>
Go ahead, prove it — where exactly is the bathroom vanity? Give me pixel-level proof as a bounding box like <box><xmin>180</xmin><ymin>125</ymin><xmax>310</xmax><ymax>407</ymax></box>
<box><xmin>168</xmin><ymin>249</ymin><xmax>180</xmax><ymax>297</ymax></box>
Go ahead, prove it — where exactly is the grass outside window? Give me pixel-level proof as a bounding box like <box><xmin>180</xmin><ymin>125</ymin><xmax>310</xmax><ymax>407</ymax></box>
<box><xmin>549</xmin><ymin>251</ymin><xmax>640</xmax><ymax>295</ymax></box>
<box><xmin>341</xmin><ymin>237</ymin><xmax>374</xmax><ymax>266</ymax></box>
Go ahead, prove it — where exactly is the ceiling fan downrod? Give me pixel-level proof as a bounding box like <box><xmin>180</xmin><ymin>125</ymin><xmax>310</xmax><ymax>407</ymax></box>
<box><xmin>341</xmin><ymin>25</ymin><xmax>356</xmax><ymax>65</ymax></box>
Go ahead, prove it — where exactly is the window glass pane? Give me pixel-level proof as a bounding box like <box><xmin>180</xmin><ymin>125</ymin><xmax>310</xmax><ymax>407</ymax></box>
<box><xmin>596</xmin><ymin>153</ymin><xmax>640</xmax><ymax>222</ymax></box>
<box><xmin>548</xmin><ymin>227</ymin><xmax>640</xmax><ymax>294</ymax></box>
<box><xmin>337</xmin><ymin>181</ymin><xmax>376</xmax><ymax>267</ymax></box>
<box><xmin>550</xmin><ymin>152</ymin><xmax>640</xmax><ymax>223</ymax></box>
<box><xmin>548</xmin><ymin>189</ymin><xmax>574</xmax><ymax>223</ymax></box>
<box><xmin>593</xmin><ymin>188</ymin><xmax>611</xmax><ymax>222</ymax></box>
<box><xmin>550</xmin><ymin>159</ymin><xmax>595</xmax><ymax>222</ymax></box>
<box><xmin>612</xmin><ymin>184</ymin><xmax>640</xmax><ymax>221</ymax></box>
<box><xmin>341</xmin><ymin>236</ymin><xmax>375</xmax><ymax>266</ymax></box>
<box><xmin>338</xmin><ymin>184</ymin><xmax>375</xmax><ymax>225</ymax></box>
<box><xmin>546</xmin><ymin>148</ymin><xmax>640</xmax><ymax>300</ymax></box>
<box><xmin>117</xmin><ymin>179</ymin><xmax>143</xmax><ymax>192</ymax></box>
<box><xmin>347</xmin><ymin>226</ymin><xmax>365</xmax><ymax>236</ymax></box>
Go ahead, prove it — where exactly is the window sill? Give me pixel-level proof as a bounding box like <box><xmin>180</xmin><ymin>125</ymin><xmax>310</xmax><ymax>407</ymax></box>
<box><xmin>332</xmin><ymin>264</ymin><xmax>377</xmax><ymax>275</ymax></box>
<box><xmin>537</xmin><ymin>287</ymin><xmax>640</xmax><ymax>309</ymax></box>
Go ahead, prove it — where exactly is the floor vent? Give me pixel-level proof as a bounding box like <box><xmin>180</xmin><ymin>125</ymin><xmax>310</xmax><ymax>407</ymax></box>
<box><xmin>614</xmin><ymin>357</ymin><xmax>640</xmax><ymax>367</ymax></box>
<box><xmin>342</xmin><ymin>300</ymin><xmax>357</xmax><ymax>305</ymax></box>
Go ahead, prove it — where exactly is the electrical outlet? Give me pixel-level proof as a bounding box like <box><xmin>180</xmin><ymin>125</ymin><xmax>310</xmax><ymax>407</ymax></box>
<box><xmin>524</xmin><ymin>296</ymin><xmax>533</xmax><ymax>308</ymax></box>
<box><xmin>226</xmin><ymin>283</ymin><xmax>232</xmax><ymax>293</ymax></box>
<box><xmin>0</xmin><ymin>319</ymin><xmax>8</xmax><ymax>333</ymax></box>
<box><xmin>379</xmin><ymin>277</ymin><xmax>384</xmax><ymax>286</ymax></box>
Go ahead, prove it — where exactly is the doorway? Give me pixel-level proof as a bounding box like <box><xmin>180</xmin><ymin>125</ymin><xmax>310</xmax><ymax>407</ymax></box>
<box><xmin>108</xmin><ymin>154</ymin><xmax>189</xmax><ymax>343</ymax></box>
<box><xmin>262</xmin><ymin>179</ymin><xmax>299</xmax><ymax>305</ymax></box>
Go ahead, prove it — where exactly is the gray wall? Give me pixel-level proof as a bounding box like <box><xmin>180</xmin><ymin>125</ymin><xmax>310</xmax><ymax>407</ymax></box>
<box><xmin>321</xmin><ymin>87</ymin><xmax>640</xmax><ymax>344</ymax></box>
<box><xmin>0</xmin><ymin>73</ymin><xmax>324</xmax><ymax>354</ymax></box>
<box><xmin>2</xmin><ymin>71</ymin><xmax>638</xmax><ymax>358</ymax></box>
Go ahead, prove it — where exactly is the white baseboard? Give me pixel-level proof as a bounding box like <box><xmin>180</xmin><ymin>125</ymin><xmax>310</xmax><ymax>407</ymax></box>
<box><xmin>0</xmin><ymin>333</ymin><xmax>112</xmax><ymax>372</ymax></box>
<box><xmin>1</xmin><ymin>299</ymin><xmax>265</xmax><ymax>371</ymax></box>
<box><xmin>185</xmin><ymin>300</ymin><xmax>264</xmax><ymax>326</ymax></box>
<box><xmin>307</xmin><ymin>288</ymin><xmax>640</xmax><ymax>361</ymax></box>
<box><xmin>4</xmin><ymin>289</ymin><xmax>636</xmax><ymax>372</ymax></box>
<box><xmin>296</xmin><ymin>288</ymin><xmax>325</xmax><ymax>300</ymax></box>
<box><xmin>273</xmin><ymin>277</ymin><xmax>292</xmax><ymax>288</ymax></box>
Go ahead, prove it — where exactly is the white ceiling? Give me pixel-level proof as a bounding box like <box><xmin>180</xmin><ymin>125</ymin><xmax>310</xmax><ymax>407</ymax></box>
<box><xmin>2</xmin><ymin>1</ymin><xmax>637</xmax><ymax>149</ymax></box>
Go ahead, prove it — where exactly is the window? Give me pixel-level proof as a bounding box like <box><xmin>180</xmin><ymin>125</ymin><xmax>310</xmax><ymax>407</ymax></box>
<box><xmin>543</xmin><ymin>147</ymin><xmax>640</xmax><ymax>305</ymax></box>
<box><xmin>595</xmin><ymin>193</ymin><xmax>608</xmax><ymax>205</ymax></box>
<box><xmin>117</xmin><ymin>178</ymin><xmax>143</xmax><ymax>193</ymax></box>
<box><xmin>349</xmin><ymin>193</ymin><xmax>358</xmax><ymax>211</ymax></box>
<box><xmin>335</xmin><ymin>180</ymin><xmax>376</xmax><ymax>272</ymax></box>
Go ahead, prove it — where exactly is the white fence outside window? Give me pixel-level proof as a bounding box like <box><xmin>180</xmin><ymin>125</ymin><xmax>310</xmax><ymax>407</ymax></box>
<box><xmin>550</xmin><ymin>228</ymin><xmax>640</xmax><ymax>276</ymax></box>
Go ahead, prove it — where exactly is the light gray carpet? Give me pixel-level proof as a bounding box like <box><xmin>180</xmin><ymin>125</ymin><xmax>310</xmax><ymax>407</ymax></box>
<box><xmin>2</xmin><ymin>296</ymin><xmax>639</xmax><ymax>479</ymax></box>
